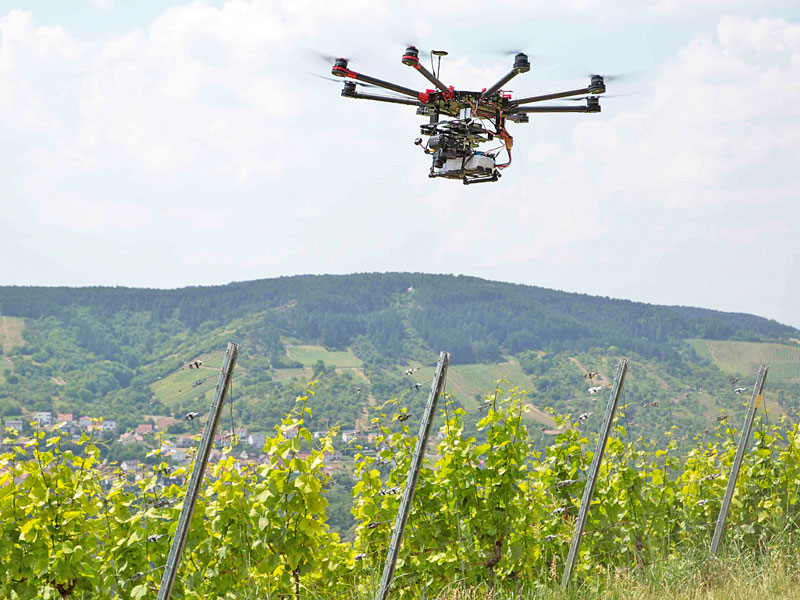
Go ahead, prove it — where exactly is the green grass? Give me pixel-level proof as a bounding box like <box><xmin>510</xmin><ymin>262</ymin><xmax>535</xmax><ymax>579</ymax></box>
<box><xmin>424</xmin><ymin>545</ymin><xmax>800</xmax><ymax>600</ymax></box>
<box><xmin>0</xmin><ymin>316</ymin><xmax>25</xmax><ymax>353</ymax></box>
<box><xmin>285</xmin><ymin>345</ymin><xmax>362</xmax><ymax>368</ymax></box>
<box><xmin>687</xmin><ymin>339</ymin><xmax>800</xmax><ymax>381</ymax></box>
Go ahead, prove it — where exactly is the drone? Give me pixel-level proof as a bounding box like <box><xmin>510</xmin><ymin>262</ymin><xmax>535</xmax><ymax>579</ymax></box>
<box><xmin>324</xmin><ymin>46</ymin><xmax>608</xmax><ymax>185</ymax></box>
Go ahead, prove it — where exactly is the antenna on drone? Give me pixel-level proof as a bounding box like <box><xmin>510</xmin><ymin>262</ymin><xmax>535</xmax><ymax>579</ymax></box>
<box><xmin>431</xmin><ymin>50</ymin><xmax>448</xmax><ymax>79</ymax></box>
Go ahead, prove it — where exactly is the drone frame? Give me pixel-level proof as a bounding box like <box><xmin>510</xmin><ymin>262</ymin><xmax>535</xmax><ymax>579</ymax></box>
<box><xmin>328</xmin><ymin>47</ymin><xmax>606</xmax><ymax>183</ymax></box>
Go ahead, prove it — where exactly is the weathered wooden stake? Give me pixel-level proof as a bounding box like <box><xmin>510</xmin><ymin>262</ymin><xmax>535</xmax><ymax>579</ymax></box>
<box><xmin>157</xmin><ymin>342</ymin><xmax>240</xmax><ymax>600</ymax></box>
<box><xmin>710</xmin><ymin>363</ymin><xmax>769</xmax><ymax>557</ymax></box>
<box><xmin>561</xmin><ymin>358</ymin><xmax>629</xmax><ymax>589</ymax></box>
<box><xmin>376</xmin><ymin>351</ymin><xmax>450</xmax><ymax>600</ymax></box>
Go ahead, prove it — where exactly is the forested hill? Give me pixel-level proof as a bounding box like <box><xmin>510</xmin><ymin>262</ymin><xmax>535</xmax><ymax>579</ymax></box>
<box><xmin>0</xmin><ymin>273</ymin><xmax>795</xmax><ymax>366</ymax></box>
<box><xmin>2</xmin><ymin>273</ymin><xmax>799</xmax><ymax>447</ymax></box>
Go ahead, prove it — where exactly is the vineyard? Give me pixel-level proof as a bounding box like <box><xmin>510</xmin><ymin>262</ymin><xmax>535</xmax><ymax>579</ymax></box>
<box><xmin>687</xmin><ymin>339</ymin><xmax>800</xmax><ymax>382</ymax></box>
<box><xmin>1</xmin><ymin>381</ymin><xmax>799</xmax><ymax>599</ymax></box>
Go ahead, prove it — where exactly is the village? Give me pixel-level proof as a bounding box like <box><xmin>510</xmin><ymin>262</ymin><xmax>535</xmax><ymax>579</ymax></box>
<box><xmin>0</xmin><ymin>411</ymin><xmax>379</xmax><ymax>481</ymax></box>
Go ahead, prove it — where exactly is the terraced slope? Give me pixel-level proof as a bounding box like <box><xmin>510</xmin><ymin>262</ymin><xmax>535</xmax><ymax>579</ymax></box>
<box><xmin>687</xmin><ymin>339</ymin><xmax>800</xmax><ymax>382</ymax></box>
<box><xmin>0</xmin><ymin>316</ymin><xmax>24</xmax><ymax>353</ymax></box>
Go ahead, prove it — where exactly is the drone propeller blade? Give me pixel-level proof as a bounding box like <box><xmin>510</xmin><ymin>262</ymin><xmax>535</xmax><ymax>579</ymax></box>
<box><xmin>308</xmin><ymin>73</ymin><xmax>379</xmax><ymax>89</ymax></box>
<box><xmin>486</xmin><ymin>43</ymin><xmax>548</xmax><ymax>61</ymax></box>
<box><xmin>305</xmin><ymin>48</ymin><xmax>355</xmax><ymax>66</ymax></box>
<box><xmin>561</xmin><ymin>63</ymin><xmax>645</xmax><ymax>83</ymax></box>
<box><xmin>494</xmin><ymin>49</ymin><xmax>545</xmax><ymax>59</ymax></box>
<box><xmin>399</xmin><ymin>41</ymin><xmax>430</xmax><ymax>58</ymax></box>
<box><xmin>589</xmin><ymin>70</ymin><xmax>643</xmax><ymax>83</ymax></box>
<box><xmin>563</xmin><ymin>93</ymin><xmax>635</xmax><ymax>101</ymax></box>
<box><xmin>309</xmin><ymin>73</ymin><xmax>412</xmax><ymax>100</ymax></box>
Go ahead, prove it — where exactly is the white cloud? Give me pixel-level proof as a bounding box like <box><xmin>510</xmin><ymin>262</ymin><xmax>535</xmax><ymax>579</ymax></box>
<box><xmin>409</xmin><ymin>16</ymin><xmax>800</xmax><ymax>324</ymax></box>
<box><xmin>649</xmin><ymin>0</ymin><xmax>746</xmax><ymax>13</ymax></box>
<box><xmin>0</xmin><ymin>5</ymin><xmax>798</xmax><ymax>326</ymax></box>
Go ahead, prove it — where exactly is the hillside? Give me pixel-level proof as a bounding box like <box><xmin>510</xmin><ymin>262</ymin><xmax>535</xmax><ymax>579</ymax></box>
<box><xmin>0</xmin><ymin>273</ymin><xmax>797</xmax><ymax>446</ymax></box>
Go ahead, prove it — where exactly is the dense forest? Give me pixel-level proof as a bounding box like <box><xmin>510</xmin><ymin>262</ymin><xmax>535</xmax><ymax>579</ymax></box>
<box><xmin>1</xmin><ymin>273</ymin><xmax>796</xmax><ymax>365</ymax></box>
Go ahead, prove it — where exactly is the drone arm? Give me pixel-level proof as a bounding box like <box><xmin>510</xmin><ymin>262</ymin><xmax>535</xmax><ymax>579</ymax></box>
<box><xmin>410</xmin><ymin>62</ymin><xmax>451</xmax><ymax>93</ymax></box>
<box><xmin>401</xmin><ymin>47</ymin><xmax>451</xmax><ymax>94</ymax></box>
<box><xmin>332</xmin><ymin>62</ymin><xmax>420</xmax><ymax>99</ymax></box>
<box><xmin>352</xmin><ymin>72</ymin><xmax>420</xmax><ymax>98</ymax></box>
<box><xmin>402</xmin><ymin>60</ymin><xmax>450</xmax><ymax>94</ymax></box>
<box><xmin>510</xmin><ymin>87</ymin><xmax>594</xmax><ymax>106</ymax></box>
<box><xmin>512</xmin><ymin>104</ymin><xmax>600</xmax><ymax>113</ymax></box>
<box><xmin>482</xmin><ymin>69</ymin><xmax>522</xmax><ymax>100</ymax></box>
<box><xmin>345</xmin><ymin>89</ymin><xmax>422</xmax><ymax>106</ymax></box>
<box><xmin>481</xmin><ymin>53</ymin><xmax>531</xmax><ymax>100</ymax></box>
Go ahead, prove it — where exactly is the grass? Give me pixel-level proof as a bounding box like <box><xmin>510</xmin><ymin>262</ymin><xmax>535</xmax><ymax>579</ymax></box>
<box><xmin>285</xmin><ymin>345</ymin><xmax>363</xmax><ymax>368</ymax></box>
<box><xmin>427</xmin><ymin>547</ymin><xmax>800</xmax><ymax>600</ymax></box>
<box><xmin>686</xmin><ymin>339</ymin><xmax>800</xmax><ymax>382</ymax></box>
<box><xmin>0</xmin><ymin>316</ymin><xmax>25</xmax><ymax>353</ymax></box>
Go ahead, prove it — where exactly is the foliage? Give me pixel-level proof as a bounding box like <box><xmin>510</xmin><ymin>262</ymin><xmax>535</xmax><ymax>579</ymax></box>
<box><xmin>1</xmin><ymin>383</ymin><xmax>799</xmax><ymax>598</ymax></box>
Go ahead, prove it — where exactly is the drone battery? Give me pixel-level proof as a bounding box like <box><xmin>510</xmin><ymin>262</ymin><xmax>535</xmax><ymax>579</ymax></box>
<box><xmin>442</xmin><ymin>153</ymin><xmax>495</xmax><ymax>175</ymax></box>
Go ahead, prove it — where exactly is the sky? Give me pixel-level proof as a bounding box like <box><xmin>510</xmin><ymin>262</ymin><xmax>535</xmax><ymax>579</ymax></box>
<box><xmin>0</xmin><ymin>0</ymin><xmax>799</xmax><ymax>328</ymax></box>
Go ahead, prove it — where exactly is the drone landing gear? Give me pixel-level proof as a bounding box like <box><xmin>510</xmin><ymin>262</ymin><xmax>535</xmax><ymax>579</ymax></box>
<box><xmin>463</xmin><ymin>172</ymin><xmax>500</xmax><ymax>185</ymax></box>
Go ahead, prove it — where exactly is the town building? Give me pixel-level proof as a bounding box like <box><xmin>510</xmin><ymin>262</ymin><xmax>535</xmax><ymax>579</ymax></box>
<box><xmin>4</xmin><ymin>417</ymin><xmax>24</xmax><ymax>432</ymax></box>
<box><xmin>136</xmin><ymin>424</ymin><xmax>154</xmax><ymax>436</ymax></box>
<box><xmin>169</xmin><ymin>448</ymin><xmax>189</xmax><ymax>463</ymax></box>
<box><xmin>35</xmin><ymin>411</ymin><xmax>53</xmax><ymax>426</ymax></box>
<box><xmin>247</xmin><ymin>432</ymin><xmax>267</xmax><ymax>449</ymax></box>
<box><xmin>119</xmin><ymin>431</ymin><xmax>144</xmax><ymax>445</ymax></box>
<box><xmin>341</xmin><ymin>430</ymin><xmax>359</xmax><ymax>443</ymax></box>
<box><xmin>56</xmin><ymin>413</ymin><xmax>73</xmax><ymax>426</ymax></box>
<box><xmin>152</xmin><ymin>415</ymin><xmax>179</xmax><ymax>431</ymax></box>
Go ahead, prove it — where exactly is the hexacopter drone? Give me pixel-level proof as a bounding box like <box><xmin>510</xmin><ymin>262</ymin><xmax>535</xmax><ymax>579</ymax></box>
<box><xmin>325</xmin><ymin>47</ymin><xmax>607</xmax><ymax>185</ymax></box>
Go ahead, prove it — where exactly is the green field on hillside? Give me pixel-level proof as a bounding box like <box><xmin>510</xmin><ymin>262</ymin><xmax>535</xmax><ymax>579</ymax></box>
<box><xmin>0</xmin><ymin>316</ymin><xmax>25</xmax><ymax>353</ymax></box>
<box><xmin>285</xmin><ymin>345</ymin><xmax>362</xmax><ymax>368</ymax></box>
<box><xmin>403</xmin><ymin>361</ymin><xmax>536</xmax><ymax>410</ymax></box>
<box><xmin>272</xmin><ymin>367</ymin><xmax>312</xmax><ymax>381</ymax></box>
<box><xmin>149</xmin><ymin>352</ymin><xmax>228</xmax><ymax>405</ymax></box>
<box><xmin>687</xmin><ymin>339</ymin><xmax>800</xmax><ymax>381</ymax></box>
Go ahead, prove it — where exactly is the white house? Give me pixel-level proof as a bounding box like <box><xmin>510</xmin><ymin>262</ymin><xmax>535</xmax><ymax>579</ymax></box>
<box><xmin>102</xmin><ymin>420</ymin><xmax>117</xmax><ymax>432</ymax></box>
<box><xmin>35</xmin><ymin>412</ymin><xmax>52</xmax><ymax>426</ymax></box>
<box><xmin>341</xmin><ymin>430</ymin><xmax>360</xmax><ymax>443</ymax></box>
<box><xmin>247</xmin><ymin>432</ymin><xmax>267</xmax><ymax>449</ymax></box>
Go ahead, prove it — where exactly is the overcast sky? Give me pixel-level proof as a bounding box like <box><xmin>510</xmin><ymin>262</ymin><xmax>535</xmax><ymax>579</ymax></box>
<box><xmin>1</xmin><ymin>0</ymin><xmax>798</xmax><ymax>328</ymax></box>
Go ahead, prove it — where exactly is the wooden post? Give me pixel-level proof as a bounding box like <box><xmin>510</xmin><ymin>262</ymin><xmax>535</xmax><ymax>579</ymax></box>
<box><xmin>157</xmin><ymin>342</ymin><xmax>240</xmax><ymax>600</ymax></box>
<box><xmin>376</xmin><ymin>351</ymin><xmax>450</xmax><ymax>600</ymax></box>
<box><xmin>562</xmin><ymin>358</ymin><xmax>629</xmax><ymax>589</ymax></box>
<box><xmin>710</xmin><ymin>363</ymin><xmax>769</xmax><ymax>557</ymax></box>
